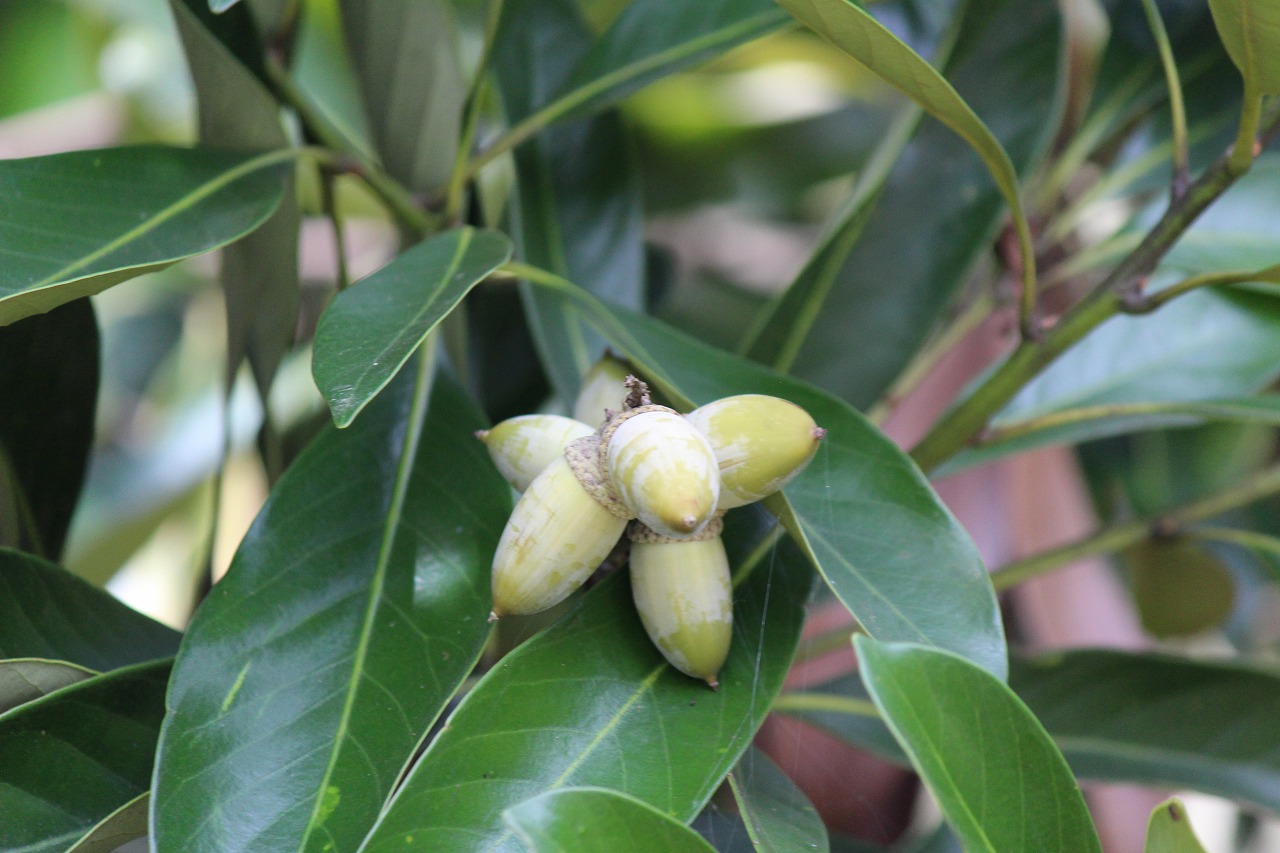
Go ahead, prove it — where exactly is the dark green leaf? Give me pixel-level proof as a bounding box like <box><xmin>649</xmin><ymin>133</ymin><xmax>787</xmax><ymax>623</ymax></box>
<box><xmin>0</xmin><ymin>659</ymin><xmax>169</xmax><ymax>853</ymax></box>
<box><xmin>152</xmin><ymin>371</ymin><xmax>509</xmax><ymax>853</ymax></box>
<box><xmin>505</xmin><ymin>787</ymin><xmax>718</xmax><ymax>853</ymax></box>
<box><xmin>340</xmin><ymin>0</ymin><xmax>466</xmax><ymax>191</ymax></box>
<box><xmin>856</xmin><ymin>638</ymin><xmax>1101</xmax><ymax>853</ymax></box>
<box><xmin>0</xmin><ymin>659</ymin><xmax>95</xmax><ymax>714</ymax></box>
<box><xmin>311</xmin><ymin>227</ymin><xmax>513</xmax><ymax>427</ymax></box>
<box><xmin>558</xmin><ymin>297</ymin><xmax>1005</xmax><ymax>678</ymax></box>
<box><xmin>1144</xmin><ymin>798</ymin><xmax>1211</xmax><ymax>853</ymax></box>
<box><xmin>360</xmin><ymin>509</ymin><xmax>813</xmax><ymax>853</ymax></box>
<box><xmin>0</xmin><ymin>145</ymin><xmax>288</xmax><ymax>325</ymax></box>
<box><xmin>0</xmin><ymin>548</ymin><xmax>180</xmax><ymax>671</ymax></box>
<box><xmin>0</xmin><ymin>298</ymin><xmax>98</xmax><ymax>558</ymax></box>
<box><xmin>765</xmin><ymin>0</ymin><xmax>1063</xmax><ymax>408</ymax></box>
<box><xmin>64</xmin><ymin>791</ymin><xmax>149</xmax><ymax>853</ymax></box>
<box><xmin>728</xmin><ymin>747</ymin><xmax>829</xmax><ymax>853</ymax></box>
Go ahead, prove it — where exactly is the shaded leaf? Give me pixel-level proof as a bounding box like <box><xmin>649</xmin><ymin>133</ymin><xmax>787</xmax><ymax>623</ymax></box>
<box><xmin>0</xmin><ymin>659</ymin><xmax>169</xmax><ymax>853</ymax></box>
<box><xmin>1128</xmin><ymin>539</ymin><xmax>1235</xmax><ymax>638</ymax></box>
<box><xmin>1144</xmin><ymin>798</ymin><xmax>1210</xmax><ymax>853</ymax></box>
<box><xmin>312</xmin><ymin>227</ymin><xmax>513</xmax><ymax>427</ymax></box>
<box><xmin>0</xmin><ymin>548</ymin><xmax>180</xmax><ymax>671</ymax></box>
<box><xmin>505</xmin><ymin>787</ymin><xmax>717</xmax><ymax>853</ymax></box>
<box><xmin>855</xmin><ymin>637</ymin><xmax>1101</xmax><ymax>853</ymax></box>
<box><xmin>64</xmin><ymin>791</ymin><xmax>149</xmax><ymax>853</ymax></box>
<box><xmin>1208</xmin><ymin>0</ymin><xmax>1280</xmax><ymax>93</ymax></box>
<box><xmin>0</xmin><ymin>145</ymin><xmax>288</xmax><ymax>325</ymax></box>
<box><xmin>0</xmin><ymin>298</ymin><xmax>98</xmax><ymax>558</ymax></box>
<box><xmin>728</xmin><ymin>746</ymin><xmax>829</xmax><ymax>853</ymax></box>
<box><xmin>152</xmin><ymin>371</ymin><xmax>509</xmax><ymax>853</ymax></box>
<box><xmin>360</xmin><ymin>508</ymin><xmax>813</xmax><ymax>852</ymax></box>
<box><xmin>0</xmin><ymin>659</ymin><xmax>95</xmax><ymax>715</ymax></box>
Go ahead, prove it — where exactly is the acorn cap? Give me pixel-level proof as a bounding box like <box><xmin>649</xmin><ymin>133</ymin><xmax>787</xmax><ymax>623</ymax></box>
<box><xmin>685</xmin><ymin>394</ymin><xmax>823</xmax><ymax>510</ymax></box>
<box><xmin>491</xmin><ymin>456</ymin><xmax>627</xmax><ymax>616</ymax></box>
<box><xmin>477</xmin><ymin>414</ymin><xmax>593</xmax><ymax>492</ymax></box>
<box><xmin>603</xmin><ymin>409</ymin><xmax>719</xmax><ymax>539</ymax></box>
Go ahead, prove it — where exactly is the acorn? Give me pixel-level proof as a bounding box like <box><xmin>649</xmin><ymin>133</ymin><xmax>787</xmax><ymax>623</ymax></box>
<box><xmin>490</xmin><ymin>455</ymin><xmax>628</xmax><ymax>617</ymax></box>
<box><xmin>629</xmin><ymin>520</ymin><xmax>732</xmax><ymax>687</ymax></box>
<box><xmin>685</xmin><ymin>394</ymin><xmax>825</xmax><ymax>510</ymax></box>
<box><xmin>573</xmin><ymin>353</ymin><xmax>633</xmax><ymax>427</ymax></box>
<box><xmin>477</xmin><ymin>414</ymin><xmax>593</xmax><ymax>493</ymax></box>
<box><xmin>602</xmin><ymin>407</ymin><xmax>720</xmax><ymax>539</ymax></box>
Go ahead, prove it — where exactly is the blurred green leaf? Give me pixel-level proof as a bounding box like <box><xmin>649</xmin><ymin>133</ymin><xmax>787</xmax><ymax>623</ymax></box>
<box><xmin>0</xmin><ymin>548</ymin><xmax>180</xmax><ymax>671</ymax></box>
<box><xmin>341</xmin><ymin>0</ymin><xmax>466</xmax><ymax>191</ymax></box>
<box><xmin>0</xmin><ymin>145</ymin><xmax>287</xmax><ymax>326</ymax></box>
<box><xmin>855</xmin><ymin>637</ymin><xmax>1102</xmax><ymax>853</ymax></box>
<box><xmin>728</xmin><ymin>747</ymin><xmax>829</xmax><ymax>853</ymax></box>
<box><xmin>1208</xmin><ymin>0</ymin><xmax>1280</xmax><ymax>93</ymax></box>
<box><xmin>1144</xmin><ymin>798</ymin><xmax>1210</xmax><ymax>853</ymax></box>
<box><xmin>64</xmin><ymin>791</ymin><xmax>149</xmax><ymax>853</ymax></box>
<box><xmin>0</xmin><ymin>659</ymin><xmax>95</xmax><ymax>715</ymax></box>
<box><xmin>152</xmin><ymin>371</ymin><xmax>509</xmax><ymax>853</ymax></box>
<box><xmin>1128</xmin><ymin>538</ymin><xmax>1235</xmax><ymax>638</ymax></box>
<box><xmin>312</xmin><ymin>227</ymin><xmax>513</xmax><ymax>427</ymax></box>
<box><xmin>505</xmin><ymin>787</ymin><xmax>718</xmax><ymax>852</ymax></box>
<box><xmin>1160</xmin><ymin>155</ymin><xmax>1280</xmax><ymax>273</ymax></box>
<box><xmin>0</xmin><ymin>299</ymin><xmax>98</xmax><ymax>559</ymax></box>
<box><xmin>360</xmin><ymin>509</ymin><xmax>813</xmax><ymax>852</ymax></box>
<box><xmin>0</xmin><ymin>659</ymin><xmax>169</xmax><ymax>853</ymax></box>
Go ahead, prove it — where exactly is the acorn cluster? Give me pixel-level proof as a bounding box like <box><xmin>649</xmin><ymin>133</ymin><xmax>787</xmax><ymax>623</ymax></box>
<box><xmin>477</xmin><ymin>362</ymin><xmax>825</xmax><ymax>688</ymax></box>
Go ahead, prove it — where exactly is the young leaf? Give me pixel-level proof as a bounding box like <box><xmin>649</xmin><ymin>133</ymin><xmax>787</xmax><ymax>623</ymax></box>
<box><xmin>728</xmin><ymin>746</ymin><xmax>830</xmax><ymax>853</ymax></box>
<box><xmin>0</xmin><ymin>659</ymin><xmax>95</xmax><ymax>714</ymax></box>
<box><xmin>0</xmin><ymin>659</ymin><xmax>169</xmax><ymax>853</ymax></box>
<box><xmin>359</xmin><ymin>509</ymin><xmax>813</xmax><ymax>853</ymax></box>
<box><xmin>1144</xmin><ymin>798</ymin><xmax>1210</xmax><ymax>853</ymax></box>
<box><xmin>311</xmin><ymin>227</ymin><xmax>513</xmax><ymax>427</ymax></box>
<box><xmin>64</xmin><ymin>792</ymin><xmax>149</xmax><ymax>853</ymax></box>
<box><xmin>855</xmin><ymin>637</ymin><xmax>1102</xmax><ymax>853</ymax></box>
<box><xmin>1208</xmin><ymin>0</ymin><xmax>1280</xmax><ymax>93</ymax></box>
<box><xmin>0</xmin><ymin>145</ymin><xmax>288</xmax><ymax>325</ymax></box>
<box><xmin>0</xmin><ymin>548</ymin><xmax>181</xmax><ymax>671</ymax></box>
<box><xmin>504</xmin><ymin>787</ymin><xmax>718</xmax><ymax>853</ymax></box>
<box><xmin>152</xmin><ymin>371</ymin><xmax>510</xmax><ymax>853</ymax></box>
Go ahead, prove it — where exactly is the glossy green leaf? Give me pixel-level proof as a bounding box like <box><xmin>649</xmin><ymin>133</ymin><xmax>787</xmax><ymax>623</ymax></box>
<box><xmin>0</xmin><ymin>659</ymin><xmax>95</xmax><ymax>714</ymax></box>
<box><xmin>555</xmin><ymin>295</ymin><xmax>1005</xmax><ymax>678</ymax></box>
<box><xmin>1209</xmin><ymin>0</ymin><xmax>1280</xmax><ymax>93</ymax></box>
<box><xmin>0</xmin><ymin>659</ymin><xmax>169</xmax><ymax>853</ymax></box>
<box><xmin>152</xmin><ymin>371</ymin><xmax>509</xmax><ymax>853</ymax></box>
<box><xmin>312</xmin><ymin>227</ymin><xmax>513</xmax><ymax>427</ymax></box>
<box><xmin>0</xmin><ymin>145</ymin><xmax>288</xmax><ymax>325</ymax></box>
<box><xmin>728</xmin><ymin>747</ymin><xmax>829</xmax><ymax>853</ymax></box>
<box><xmin>505</xmin><ymin>787</ymin><xmax>718</xmax><ymax>853</ymax></box>
<box><xmin>64</xmin><ymin>791</ymin><xmax>149</xmax><ymax>853</ymax></box>
<box><xmin>495</xmin><ymin>0</ymin><xmax>646</xmax><ymax>405</ymax></box>
<box><xmin>340</xmin><ymin>0</ymin><xmax>465</xmax><ymax>191</ymax></box>
<box><xmin>762</xmin><ymin>0</ymin><xmax>1063</xmax><ymax>408</ymax></box>
<box><xmin>0</xmin><ymin>298</ymin><xmax>98</xmax><ymax>559</ymax></box>
<box><xmin>855</xmin><ymin>637</ymin><xmax>1101</xmax><ymax>853</ymax></box>
<box><xmin>360</xmin><ymin>508</ymin><xmax>813</xmax><ymax>852</ymax></box>
<box><xmin>0</xmin><ymin>548</ymin><xmax>180</xmax><ymax>671</ymax></box>
<box><xmin>173</xmin><ymin>0</ymin><xmax>300</xmax><ymax>395</ymax></box>
<box><xmin>1144</xmin><ymin>798</ymin><xmax>1210</xmax><ymax>853</ymax></box>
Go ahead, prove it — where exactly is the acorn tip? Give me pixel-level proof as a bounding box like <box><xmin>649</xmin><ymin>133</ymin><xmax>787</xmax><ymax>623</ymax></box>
<box><xmin>475</xmin><ymin>429</ymin><xmax>490</xmax><ymax>442</ymax></box>
<box><xmin>488</xmin><ymin>610</ymin><xmax>500</xmax><ymax>623</ymax></box>
<box><xmin>812</xmin><ymin>426</ymin><xmax>827</xmax><ymax>440</ymax></box>
<box><xmin>705</xmin><ymin>676</ymin><xmax>720</xmax><ymax>690</ymax></box>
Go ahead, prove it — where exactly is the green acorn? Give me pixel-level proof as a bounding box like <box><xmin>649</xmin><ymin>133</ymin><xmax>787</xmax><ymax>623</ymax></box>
<box><xmin>685</xmin><ymin>394</ymin><xmax>824</xmax><ymax>510</ymax></box>
<box><xmin>573</xmin><ymin>354</ymin><xmax>634</xmax><ymax>427</ymax></box>
<box><xmin>477</xmin><ymin>414</ymin><xmax>593</xmax><ymax>492</ymax></box>
<box><xmin>629</xmin><ymin>520</ymin><xmax>732</xmax><ymax>687</ymax></box>
<box><xmin>490</xmin><ymin>454</ymin><xmax>628</xmax><ymax>617</ymax></box>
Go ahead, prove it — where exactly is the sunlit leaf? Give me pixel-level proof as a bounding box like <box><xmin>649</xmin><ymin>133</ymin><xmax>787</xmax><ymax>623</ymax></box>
<box><xmin>1144</xmin><ymin>798</ymin><xmax>1211</xmax><ymax>853</ymax></box>
<box><xmin>505</xmin><ymin>787</ymin><xmax>717</xmax><ymax>853</ymax></box>
<box><xmin>1208</xmin><ymin>0</ymin><xmax>1280</xmax><ymax>93</ymax></box>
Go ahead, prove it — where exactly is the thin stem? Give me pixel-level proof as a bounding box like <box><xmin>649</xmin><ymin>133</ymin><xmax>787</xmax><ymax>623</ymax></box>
<box><xmin>1139</xmin><ymin>0</ymin><xmax>1189</xmax><ymax>197</ymax></box>
<box><xmin>990</xmin><ymin>461</ymin><xmax>1280</xmax><ymax>591</ymax></box>
<box><xmin>794</xmin><ymin>625</ymin><xmax>862</xmax><ymax>663</ymax></box>
<box><xmin>443</xmin><ymin>0</ymin><xmax>506</xmax><ymax>223</ymax></box>
<box><xmin>979</xmin><ymin>399</ymin><xmax>1280</xmax><ymax>446</ymax></box>
<box><xmin>1230</xmin><ymin>80</ymin><xmax>1263</xmax><ymax>176</ymax></box>
<box><xmin>771</xmin><ymin>692</ymin><xmax>880</xmax><ymax>719</ymax></box>
<box><xmin>321</xmin><ymin>170</ymin><xmax>351</xmax><ymax>290</ymax></box>
<box><xmin>1187</xmin><ymin>525</ymin><xmax>1280</xmax><ymax>560</ymax></box>
<box><xmin>1122</xmin><ymin>264</ymin><xmax>1280</xmax><ymax>313</ymax></box>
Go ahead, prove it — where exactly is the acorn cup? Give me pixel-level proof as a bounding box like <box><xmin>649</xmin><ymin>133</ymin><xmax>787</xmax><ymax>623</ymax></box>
<box><xmin>628</xmin><ymin>519</ymin><xmax>733</xmax><ymax>688</ymax></box>
<box><xmin>477</xmin><ymin>414</ymin><xmax>593</xmax><ymax>493</ymax></box>
<box><xmin>685</xmin><ymin>394</ymin><xmax>825</xmax><ymax>510</ymax></box>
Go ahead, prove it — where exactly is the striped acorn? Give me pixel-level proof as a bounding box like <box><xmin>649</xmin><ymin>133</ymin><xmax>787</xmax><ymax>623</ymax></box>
<box><xmin>603</xmin><ymin>407</ymin><xmax>720</xmax><ymax>539</ymax></box>
<box><xmin>477</xmin><ymin>414</ymin><xmax>593</xmax><ymax>492</ymax></box>
<box><xmin>685</xmin><ymin>394</ymin><xmax>824</xmax><ymax>510</ymax></box>
<box><xmin>490</xmin><ymin>454</ymin><xmax>627</xmax><ymax>617</ymax></box>
<box><xmin>573</xmin><ymin>354</ymin><xmax>633</xmax><ymax>427</ymax></box>
<box><xmin>629</xmin><ymin>521</ymin><xmax>732</xmax><ymax>687</ymax></box>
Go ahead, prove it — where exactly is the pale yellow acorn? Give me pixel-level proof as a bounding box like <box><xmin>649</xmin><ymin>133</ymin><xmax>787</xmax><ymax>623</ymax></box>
<box><xmin>629</xmin><ymin>525</ymin><xmax>733</xmax><ymax>687</ymax></box>
<box><xmin>603</xmin><ymin>409</ymin><xmax>719</xmax><ymax>539</ymax></box>
<box><xmin>490</xmin><ymin>455</ymin><xmax>627</xmax><ymax>617</ymax></box>
<box><xmin>685</xmin><ymin>394</ymin><xmax>824</xmax><ymax>510</ymax></box>
<box><xmin>477</xmin><ymin>414</ymin><xmax>593</xmax><ymax>492</ymax></box>
<box><xmin>573</xmin><ymin>354</ymin><xmax>633</xmax><ymax>427</ymax></box>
